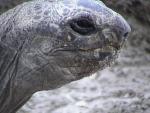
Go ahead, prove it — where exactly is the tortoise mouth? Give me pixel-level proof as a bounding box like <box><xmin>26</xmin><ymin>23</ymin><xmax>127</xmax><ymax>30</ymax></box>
<box><xmin>77</xmin><ymin>46</ymin><xmax>117</xmax><ymax>61</ymax></box>
<box><xmin>50</xmin><ymin>45</ymin><xmax>118</xmax><ymax>63</ymax></box>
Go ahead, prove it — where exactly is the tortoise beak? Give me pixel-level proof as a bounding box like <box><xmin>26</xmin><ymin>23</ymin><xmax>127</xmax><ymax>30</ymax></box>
<box><xmin>115</xmin><ymin>14</ymin><xmax>131</xmax><ymax>40</ymax></box>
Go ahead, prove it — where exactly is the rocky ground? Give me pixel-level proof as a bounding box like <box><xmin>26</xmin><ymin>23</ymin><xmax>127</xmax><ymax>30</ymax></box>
<box><xmin>17</xmin><ymin>0</ymin><xmax>150</xmax><ymax>113</ymax></box>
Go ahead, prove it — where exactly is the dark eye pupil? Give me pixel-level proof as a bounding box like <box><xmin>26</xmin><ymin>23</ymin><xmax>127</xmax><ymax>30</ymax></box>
<box><xmin>70</xmin><ymin>19</ymin><xmax>96</xmax><ymax>35</ymax></box>
<box><xmin>77</xmin><ymin>20</ymin><xmax>93</xmax><ymax>28</ymax></box>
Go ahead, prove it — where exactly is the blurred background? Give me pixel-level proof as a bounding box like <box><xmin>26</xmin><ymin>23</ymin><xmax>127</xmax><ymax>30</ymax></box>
<box><xmin>18</xmin><ymin>0</ymin><xmax>150</xmax><ymax>113</ymax></box>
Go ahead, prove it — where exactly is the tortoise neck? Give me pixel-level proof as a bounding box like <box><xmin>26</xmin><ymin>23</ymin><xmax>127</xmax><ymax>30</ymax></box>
<box><xmin>0</xmin><ymin>43</ymin><xmax>33</xmax><ymax>113</ymax></box>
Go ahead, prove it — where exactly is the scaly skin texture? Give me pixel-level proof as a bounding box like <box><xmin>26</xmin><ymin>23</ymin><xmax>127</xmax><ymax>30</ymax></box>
<box><xmin>0</xmin><ymin>0</ymin><xmax>30</xmax><ymax>14</ymax></box>
<box><xmin>0</xmin><ymin>0</ymin><xmax>131</xmax><ymax>113</ymax></box>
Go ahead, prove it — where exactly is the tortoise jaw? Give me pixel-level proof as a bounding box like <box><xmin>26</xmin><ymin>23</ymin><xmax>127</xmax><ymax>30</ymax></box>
<box><xmin>50</xmin><ymin>44</ymin><xmax>118</xmax><ymax>60</ymax></box>
<box><xmin>77</xmin><ymin>45</ymin><xmax>118</xmax><ymax>61</ymax></box>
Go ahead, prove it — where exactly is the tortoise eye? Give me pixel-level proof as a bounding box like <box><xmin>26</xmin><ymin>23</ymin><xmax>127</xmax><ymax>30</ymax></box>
<box><xmin>70</xmin><ymin>18</ymin><xmax>96</xmax><ymax>35</ymax></box>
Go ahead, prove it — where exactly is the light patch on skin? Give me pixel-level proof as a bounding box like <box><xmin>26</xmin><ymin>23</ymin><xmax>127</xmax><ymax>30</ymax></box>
<box><xmin>62</xmin><ymin>0</ymin><xmax>78</xmax><ymax>8</ymax></box>
<box><xmin>67</xmin><ymin>35</ymin><xmax>72</xmax><ymax>41</ymax></box>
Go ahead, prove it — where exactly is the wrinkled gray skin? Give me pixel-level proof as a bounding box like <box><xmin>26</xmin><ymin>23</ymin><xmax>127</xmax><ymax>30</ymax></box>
<box><xmin>0</xmin><ymin>0</ymin><xmax>131</xmax><ymax>113</ymax></box>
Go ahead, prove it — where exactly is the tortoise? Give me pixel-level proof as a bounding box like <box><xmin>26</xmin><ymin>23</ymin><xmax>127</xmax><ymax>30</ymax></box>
<box><xmin>0</xmin><ymin>0</ymin><xmax>131</xmax><ymax>112</ymax></box>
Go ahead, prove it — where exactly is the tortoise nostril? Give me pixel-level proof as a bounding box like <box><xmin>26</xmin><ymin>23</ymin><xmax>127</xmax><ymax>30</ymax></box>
<box><xmin>115</xmin><ymin>15</ymin><xmax>131</xmax><ymax>39</ymax></box>
<box><xmin>124</xmin><ymin>32</ymin><xmax>129</xmax><ymax>37</ymax></box>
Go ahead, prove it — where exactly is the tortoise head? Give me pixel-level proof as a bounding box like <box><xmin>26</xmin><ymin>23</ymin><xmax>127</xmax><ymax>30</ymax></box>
<box><xmin>15</xmin><ymin>0</ymin><xmax>131</xmax><ymax>89</ymax></box>
<box><xmin>41</xmin><ymin>0</ymin><xmax>131</xmax><ymax>79</ymax></box>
